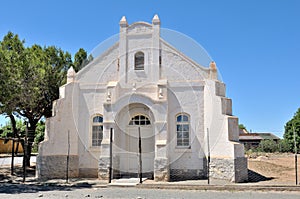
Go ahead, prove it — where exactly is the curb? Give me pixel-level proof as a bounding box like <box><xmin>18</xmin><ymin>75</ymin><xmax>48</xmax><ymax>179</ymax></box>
<box><xmin>136</xmin><ymin>184</ymin><xmax>300</xmax><ymax>192</ymax></box>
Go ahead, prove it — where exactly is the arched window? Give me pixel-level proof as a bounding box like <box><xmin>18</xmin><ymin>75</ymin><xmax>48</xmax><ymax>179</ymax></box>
<box><xmin>134</xmin><ymin>51</ymin><xmax>144</xmax><ymax>70</ymax></box>
<box><xmin>176</xmin><ymin>114</ymin><xmax>190</xmax><ymax>147</ymax></box>
<box><xmin>129</xmin><ymin>115</ymin><xmax>151</xmax><ymax>126</ymax></box>
<box><xmin>92</xmin><ymin>115</ymin><xmax>103</xmax><ymax>146</ymax></box>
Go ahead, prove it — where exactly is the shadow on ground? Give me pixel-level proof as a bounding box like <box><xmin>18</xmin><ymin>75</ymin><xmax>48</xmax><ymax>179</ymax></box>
<box><xmin>0</xmin><ymin>182</ymin><xmax>95</xmax><ymax>194</ymax></box>
<box><xmin>247</xmin><ymin>169</ymin><xmax>274</xmax><ymax>183</ymax></box>
<box><xmin>0</xmin><ymin>165</ymin><xmax>96</xmax><ymax>194</ymax></box>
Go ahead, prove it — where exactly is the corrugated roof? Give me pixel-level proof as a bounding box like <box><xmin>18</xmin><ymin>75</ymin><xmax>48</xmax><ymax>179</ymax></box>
<box><xmin>258</xmin><ymin>133</ymin><xmax>280</xmax><ymax>140</ymax></box>
<box><xmin>239</xmin><ymin>132</ymin><xmax>280</xmax><ymax>141</ymax></box>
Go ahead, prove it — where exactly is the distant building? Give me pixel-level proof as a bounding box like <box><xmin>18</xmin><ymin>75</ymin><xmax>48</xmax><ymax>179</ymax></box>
<box><xmin>239</xmin><ymin>129</ymin><xmax>280</xmax><ymax>150</ymax></box>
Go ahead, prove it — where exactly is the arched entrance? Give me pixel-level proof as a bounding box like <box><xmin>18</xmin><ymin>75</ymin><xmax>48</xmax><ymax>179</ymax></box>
<box><xmin>114</xmin><ymin>103</ymin><xmax>155</xmax><ymax>179</ymax></box>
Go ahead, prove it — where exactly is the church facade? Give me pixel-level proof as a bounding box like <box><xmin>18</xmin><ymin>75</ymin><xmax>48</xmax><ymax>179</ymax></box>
<box><xmin>37</xmin><ymin>15</ymin><xmax>248</xmax><ymax>182</ymax></box>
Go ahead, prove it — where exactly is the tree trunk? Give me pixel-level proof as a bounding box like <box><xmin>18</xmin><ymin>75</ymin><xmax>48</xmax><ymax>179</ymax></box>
<box><xmin>25</xmin><ymin>121</ymin><xmax>37</xmax><ymax>167</ymax></box>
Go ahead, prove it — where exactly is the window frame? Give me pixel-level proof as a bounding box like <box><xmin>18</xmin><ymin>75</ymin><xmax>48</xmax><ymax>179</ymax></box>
<box><xmin>91</xmin><ymin>115</ymin><xmax>103</xmax><ymax>147</ymax></box>
<box><xmin>129</xmin><ymin>114</ymin><xmax>151</xmax><ymax>126</ymax></box>
<box><xmin>176</xmin><ymin>113</ymin><xmax>190</xmax><ymax>148</ymax></box>
<box><xmin>134</xmin><ymin>51</ymin><xmax>145</xmax><ymax>70</ymax></box>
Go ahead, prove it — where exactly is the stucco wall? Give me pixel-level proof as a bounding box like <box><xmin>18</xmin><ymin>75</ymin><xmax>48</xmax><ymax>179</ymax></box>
<box><xmin>37</xmin><ymin>17</ymin><xmax>247</xmax><ymax>182</ymax></box>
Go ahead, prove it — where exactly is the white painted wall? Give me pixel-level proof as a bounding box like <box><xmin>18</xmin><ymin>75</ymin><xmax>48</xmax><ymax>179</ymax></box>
<box><xmin>38</xmin><ymin>16</ymin><xmax>244</xmax><ymax>179</ymax></box>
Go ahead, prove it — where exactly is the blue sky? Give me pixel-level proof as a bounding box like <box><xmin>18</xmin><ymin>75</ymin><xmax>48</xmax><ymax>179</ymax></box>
<box><xmin>0</xmin><ymin>0</ymin><xmax>299</xmax><ymax>137</ymax></box>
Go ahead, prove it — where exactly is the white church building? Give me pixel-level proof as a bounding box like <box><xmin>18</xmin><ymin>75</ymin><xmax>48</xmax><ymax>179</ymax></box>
<box><xmin>37</xmin><ymin>15</ymin><xmax>248</xmax><ymax>182</ymax></box>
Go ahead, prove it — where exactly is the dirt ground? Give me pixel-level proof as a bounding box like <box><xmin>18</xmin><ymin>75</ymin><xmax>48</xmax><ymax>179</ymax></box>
<box><xmin>247</xmin><ymin>153</ymin><xmax>300</xmax><ymax>184</ymax></box>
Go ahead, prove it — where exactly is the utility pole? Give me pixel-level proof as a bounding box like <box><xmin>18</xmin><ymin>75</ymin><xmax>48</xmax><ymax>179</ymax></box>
<box><xmin>66</xmin><ymin>130</ymin><xmax>70</xmax><ymax>183</ymax></box>
<box><xmin>109</xmin><ymin>128</ymin><xmax>113</xmax><ymax>183</ymax></box>
<box><xmin>23</xmin><ymin>122</ymin><xmax>28</xmax><ymax>183</ymax></box>
<box><xmin>11</xmin><ymin>137</ymin><xmax>15</xmax><ymax>175</ymax></box>
<box><xmin>138</xmin><ymin>127</ymin><xmax>142</xmax><ymax>184</ymax></box>
<box><xmin>293</xmin><ymin>124</ymin><xmax>298</xmax><ymax>185</ymax></box>
<box><xmin>207</xmin><ymin>128</ymin><xmax>210</xmax><ymax>185</ymax></box>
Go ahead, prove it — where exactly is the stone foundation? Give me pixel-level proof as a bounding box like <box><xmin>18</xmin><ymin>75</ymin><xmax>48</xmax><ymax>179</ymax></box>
<box><xmin>234</xmin><ymin>157</ymin><xmax>248</xmax><ymax>182</ymax></box>
<box><xmin>209</xmin><ymin>157</ymin><xmax>248</xmax><ymax>182</ymax></box>
<box><xmin>154</xmin><ymin>158</ymin><xmax>169</xmax><ymax>181</ymax></box>
<box><xmin>36</xmin><ymin>155</ymin><xmax>79</xmax><ymax>180</ymax></box>
<box><xmin>170</xmin><ymin>169</ymin><xmax>206</xmax><ymax>181</ymax></box>
<box><xmin>79</xmin><ymin>168</ymin><xmax>98</xmax><ymax>178</ymax></box>
<box><xmin>98</xmin><ymin>156</ymin><xmax>110</xmax><ymax>180</ymax></box>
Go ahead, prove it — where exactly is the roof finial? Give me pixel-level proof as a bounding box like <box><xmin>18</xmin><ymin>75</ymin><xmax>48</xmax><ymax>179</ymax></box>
<box><xmin>209</xmin><ymin>61</ymin><xmax>217</xmax><ymax>71</ymax></box>
<box><xmin>67</xmin><ymin>66</ymin><xmax>76</xmax><ymax>83</ymax></box>
<box><xmin>209</xmin><ymin>61</ymin><xmax>218</xmax><ymax>80</ymax></box>
<box><xmin>120</xmin><ymin>16</ymin><xmax>128</xmax><ymax>27</ymax></box>
<box><xmin>152</xmin><ymin>14</ymin><xmax>160</xmax><ymax>25</ymax></box>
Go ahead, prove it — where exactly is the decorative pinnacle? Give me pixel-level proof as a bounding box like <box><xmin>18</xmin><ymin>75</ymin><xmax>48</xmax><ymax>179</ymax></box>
<box><xmin>67</xmin><ymin>66</ymin><xmax>76</xmax><ymax>76</ymax></box>
<box><xmin>152</xmin><ymin>14</ymin><xmax>160</xmax><ymax>25</ymax></box>
<box><xmin>120</xmin><ymin>16</ymin><xmax>128</xmax><ymax>26</ymax></box>
<box><xmin>209</xmin><ymin>61</ymin><xmax>217</xmax><ymax>71</ymax></box>
<box><xmin>67</xmin><ymin>66</ymin><xmax>76</xmax><ymax>83</ymax></box>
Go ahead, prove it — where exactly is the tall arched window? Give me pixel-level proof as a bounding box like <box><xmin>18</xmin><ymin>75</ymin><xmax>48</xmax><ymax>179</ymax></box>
<box><xmin>134</xmin><ymin>51</ymin><xmax>144</xmax><ymax>70</ymax></box>
<box><xmin>176</xmin><ymin>114</ymin><xmax>190</xmax><ymax>147</ymax></box>
<box><xmin>129</xmin><ymin>115</ymin><xmax>151</xmax><ymax>126</ymax></box>
<box><xmin>92</xmin><ymin>115</ymin><xmax>103</xmax><ymax>146</ymax></box>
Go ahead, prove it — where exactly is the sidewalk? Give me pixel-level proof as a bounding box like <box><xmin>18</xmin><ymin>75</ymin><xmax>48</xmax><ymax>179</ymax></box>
<box><xmin>137</xmin><ymin>179</ymin><xmax>300</xmax><ymax>192</ymax></box>
<box><xmin>1</xmin><ymin>175</ymin><xmax>300</xmax><ymax>192</ymax></box>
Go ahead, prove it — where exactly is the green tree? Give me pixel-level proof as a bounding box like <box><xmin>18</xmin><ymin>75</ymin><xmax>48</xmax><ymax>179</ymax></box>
<box><xmin>283</xmin><ymin>108</ymin><xmax>300</xmax><ymax>153</ymax></box>
<box><xmin>278</xmin><ymin>139</ymin><xmax>291</xmax><ymax>153</ymax></box>
<box><xmin>16</xmin><ymin>44</ymin><xmax>72</xmax><ymax>165</ymax></box>
<box><xmin>32</xmin><ymin>121</ymin><xmax>45</xmax><ymax>152</ymax></box>
<box><xmin>73</xmin><ymin>48</ymin><xmax>92</xmax><ymax>72</ymax></box>
<box><xmin>0</xmin><ymin>32</ymin><xmax>73</xmax><ymax>166</ymax></box>
<box><xmin>0</xmin><ymin>31</ymin><xmax>26</xmax><ymax>142</ymax></box>
<box><xmin>239</xmin><ymin>124</ymin><xmax>246</xmax><ymax>129</ymax></box>
<box><xmin>257</xmin><ymin>139</ymin><xmax>278</xmax><ymax>153</ymax></box>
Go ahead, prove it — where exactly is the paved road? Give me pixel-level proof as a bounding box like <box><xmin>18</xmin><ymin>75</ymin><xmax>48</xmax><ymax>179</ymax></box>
<box><xmin>0</xmin><ymin>156</ymin><xmax>36</xmax><ymax>166</ymax></box>
<box><xmin>0</xmin><ymin>187</ymin><xmax>299</xmax><ymax>199</ymax></box>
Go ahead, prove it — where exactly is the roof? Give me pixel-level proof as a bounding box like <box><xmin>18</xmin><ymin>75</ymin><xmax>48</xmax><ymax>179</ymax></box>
<box><xmin>258</xmin><ymin>133</ymin><xmax>280</xmax><ymax>140</ymax></box>
<box><xmin>239</xmin><ymin>132</ymin><xmax>280</xmax><ymax>141</ymax></box>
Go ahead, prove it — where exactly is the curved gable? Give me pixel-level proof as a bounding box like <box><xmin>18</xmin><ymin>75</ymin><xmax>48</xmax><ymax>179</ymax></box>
<box><xmin>127</xmin><ymin>22</ymin><xmax>153</xmax><ymax>35</ymax></box>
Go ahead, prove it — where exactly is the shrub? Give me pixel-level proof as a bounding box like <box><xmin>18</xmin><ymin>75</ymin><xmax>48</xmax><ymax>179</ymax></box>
<box><xmin>257</xmin><ymin>139</ymin><xmax>278</xmax><ymax>153</ymax></box>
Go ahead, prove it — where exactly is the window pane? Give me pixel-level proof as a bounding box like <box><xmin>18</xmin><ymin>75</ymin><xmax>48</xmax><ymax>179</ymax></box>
<box><xmin>135</xmin><ymin>52</ymin><xmax>144</xmax><ymax>70</ymax></box>
<box><xmin>183</xmin><ymin>132</ymin><xmax>189</xmax><ymax>138</ymax></box>
<box><xmin>177</xmin><ymin>132</ymin><xmax>183</xmax><ymax>138</ymax></box>
<box><xmin>182</xmin><ymin>124</ymin><xmax>189</xmax><ymax>131</ymax></box>
<box><xmin>177</xmin><ymin>115</ymin><xmax>182</xmax><ymax>122</ymax></box>
<box><xmin>177</xmin><ymin>140</ymin><xmax>183</xmax><ymax>146</ymax></box>
<box><xmin>92</xmin><ymin>125</ymin><xmax>103</xmax><ymax>146</ymax></box>
<box><xmin>93</xmin><ymin>116</ymin><xmax>103</xmax><ymax>123</ymax></box>
<box><xmin>176</xmin><ymin>125</ymin><xmax>181</xmax><ymax>131</ymax></box>
<box><xmin>182</xmin><ymin>115</ymin><xmax>188</xmax><ymax>122</ymax></box>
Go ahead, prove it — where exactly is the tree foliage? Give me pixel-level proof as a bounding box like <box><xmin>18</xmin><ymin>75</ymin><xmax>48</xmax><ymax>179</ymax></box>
<box><xmin>257</xmin><ymin>139</ymin><xmax>278</xmax><ymax>153</ymax></box>
<box><xmin>73</xmin><ymin>48</ymin><xmax>93</xmax><ymax>72</ymax></box>
<box><xmin>283</xmin><ymin>108</ymin><xmax>300</xmax><ymax>153</ymax></box>
<box><xmin>239</xmin><ymin>124</ymin><xmax>247</xmax><ymax>131</ymax></box>
<box><xmin>0</xmin><ymin>31</ymin><xmax>88</xmax><ymax>166</ymax></box>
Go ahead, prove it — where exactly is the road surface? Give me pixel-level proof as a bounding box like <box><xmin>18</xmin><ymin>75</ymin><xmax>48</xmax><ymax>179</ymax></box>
<box><xmin>0</xmin><ymin>187</ymin><xmax>299</xmax><ymax>199</ymax></box>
